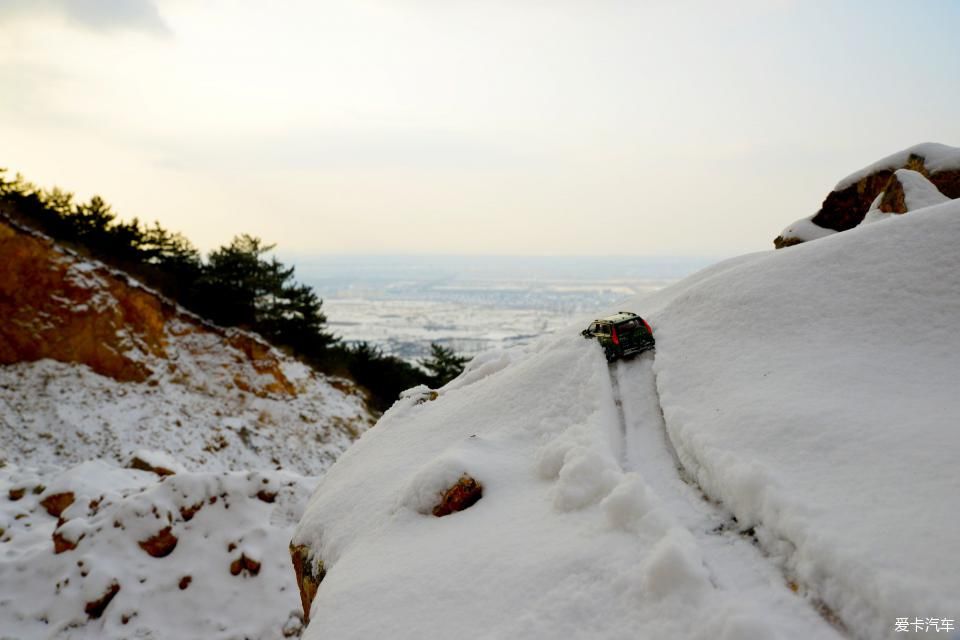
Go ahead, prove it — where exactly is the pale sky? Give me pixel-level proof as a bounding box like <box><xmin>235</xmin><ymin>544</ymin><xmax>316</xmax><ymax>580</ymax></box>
<box><xmin>1</xmin><ymin>0</ymin><xmax>958</xmax><ymax>256</ymax></box>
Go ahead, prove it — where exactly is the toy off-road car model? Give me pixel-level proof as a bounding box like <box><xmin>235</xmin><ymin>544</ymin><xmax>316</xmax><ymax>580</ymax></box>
<box><xmin>581</xmin><ymin>312</ymin><xmax>655</xmax><ymax>362</ymax></box>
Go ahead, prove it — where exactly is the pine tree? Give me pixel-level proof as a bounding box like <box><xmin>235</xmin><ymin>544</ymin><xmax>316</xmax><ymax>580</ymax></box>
<box><xmin>194</xmin><ymin>234</ymin><xmax>276</xmax><ymax>326</ymax></box>
<box><xmin>346</xmin><ymin>342</ymin><xmax>431</xmax><ymax>412</ymax></box>
<box><xmin>419</xmin><ymin>343</ymin><xmax>469</xmax><ymax>387</ymax></box>
<box><xmin>192</xmin><ymin>234</ymin><xmax>333</xmax><ymax>352</ymax></box>
<box><xmin>75</xmin><ymin>196</ymin><xmax>116</xmax><ymax>237</ymax></box>
<box><xmin>141</xmin><ymin>222</ymin><xmax>202</xmax><ymax>270</ymax></box>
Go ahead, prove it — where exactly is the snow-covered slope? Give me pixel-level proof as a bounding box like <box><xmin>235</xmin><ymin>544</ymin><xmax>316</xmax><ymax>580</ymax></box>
<box><xmin>0</xmin><ymin>216</ymin><xmax>373</xmax><ymax>473</ymax></box>
<box><xmin>293</xmin><ymin>200</ymin><xmax>960</xmax><ymax>639</ymax></box>
<box><xmin>0</xmin><ymin>216</ymin><xmax>375</xmax><ymax>638</ymax></box>
<box><xmin>0</xmin><ymin>357</ymin><xmax>367</xmax><ymax>474</ymax></box>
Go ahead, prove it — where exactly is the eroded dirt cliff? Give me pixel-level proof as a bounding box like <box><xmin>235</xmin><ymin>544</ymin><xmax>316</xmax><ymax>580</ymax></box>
<box><xmin>0</xmin><ymin>216</ymin><xmax>295</xmax><ymax>397</ymax></box>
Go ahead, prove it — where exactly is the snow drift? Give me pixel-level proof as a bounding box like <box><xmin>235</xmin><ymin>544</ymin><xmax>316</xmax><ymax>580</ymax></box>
<box><xmin>294</xmin><ymin>200</ymin><xmax>960</xmax><ymax>639</ymax></box>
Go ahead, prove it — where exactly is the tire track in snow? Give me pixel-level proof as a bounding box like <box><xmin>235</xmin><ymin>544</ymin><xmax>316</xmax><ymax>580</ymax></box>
<box><xmin>607</xmin><ymin>355</ymin><xmax>687</xmax><ymax>480</ymax></box>
<box><xmin>605</xmin><ymin>363</ymin><xmax>628</xmax><ymax>468</ymax></box>
<box><xmin>606</xmin><ymin>355</ymin><xmax>850</xmax><ymax>639</ymax></box>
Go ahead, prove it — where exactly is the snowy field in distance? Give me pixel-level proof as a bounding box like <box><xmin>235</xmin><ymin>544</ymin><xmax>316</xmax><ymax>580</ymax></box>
<box><xmin>289</xmin><ymin>255</ymin><xmax>717</xmax><ymax>362</ymax></box>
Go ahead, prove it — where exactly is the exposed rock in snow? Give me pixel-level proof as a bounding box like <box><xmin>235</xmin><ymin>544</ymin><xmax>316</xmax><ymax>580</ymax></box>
<box><xmin>878</xmin><ymin>169</ymin><xmax>950</xmax><ymax>213</ymax></box>
<box><xmin>859</xmin><ymin>169</ymin><xmax>951</xmax><ymax>226</ymax></box>
<box><xmin>294</xmin><ymin>199</ymin><xmax>960</xmax><ymax>639</ymax></box>
<box><xmin>0</xmin><ymin>462</ymin><xmax>317</xmax><ymax>639</ymax></box>
<box><xmin>774</xmin><ymin>214</ymin><xmax>838</xmax><ymax>248</ymax></box>
<box><xmin>127</xmin><ymin>449</ymin><xmax>185</xmax><ymax>477</ymax></box>
<box><xmin>774</xmin><ymin>143</ymin><xmax>960</xmax><ymax>247</ymax></box>
<box><xmin>290</xmin><ymin>544</ymin><xmax>326</xmax><ymax>625</ymax></box>
<box><xmin>430</xmin><ymin>474</ymin><xmax>483</xmax><ymax>517</ymax></box>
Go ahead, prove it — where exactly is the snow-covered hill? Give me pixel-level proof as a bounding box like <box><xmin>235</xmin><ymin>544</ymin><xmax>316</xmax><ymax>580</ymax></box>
<box><xmin>0</xmin><ymin>216</ymin><xmax>375</xmax><ymax>638</ymax></box>
<box><xmin>0</xmin><ymin>216</ymin><xmax>373</xmax><ymax>472</ymax></box>
<box><xmin>292</xmin><ymin>199</ymin><xmax>960</xmax><ymax>638</ymax></box>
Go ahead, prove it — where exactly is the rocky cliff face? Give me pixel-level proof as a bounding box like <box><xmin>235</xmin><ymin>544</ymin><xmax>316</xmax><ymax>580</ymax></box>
<box><xmin>0</xmin><ymin>216</ymin><xmax>294</xmax><ymax>396</ymax></box>
<box><xmin>774</xmin><ymin>142</ymin><xmax>960</xmax><ymax>248</ymax></box>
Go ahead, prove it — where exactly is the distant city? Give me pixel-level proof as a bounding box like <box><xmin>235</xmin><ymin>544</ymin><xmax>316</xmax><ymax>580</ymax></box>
<box><xmin>288</xmin><ymin>255</ymin><xmax>719</xmax><ymax>363</ymax></box>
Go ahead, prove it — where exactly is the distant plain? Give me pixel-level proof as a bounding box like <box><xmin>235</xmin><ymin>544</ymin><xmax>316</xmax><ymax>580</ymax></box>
<box><xmin>291</xmin><ymin>255</ymin><xmax>718</xmax><ymax>362</ymax></box>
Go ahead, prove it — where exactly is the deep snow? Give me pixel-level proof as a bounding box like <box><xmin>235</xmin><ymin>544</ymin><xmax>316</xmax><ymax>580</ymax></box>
<box><xmin>648</xmin><ymin>199</ymin><xmax>960</xmax><ymax>639</ymax></box>
<box><xmin>294</xmin><ymin>199</ymin><xmax>960</xmax><ymax>639</ymax></box>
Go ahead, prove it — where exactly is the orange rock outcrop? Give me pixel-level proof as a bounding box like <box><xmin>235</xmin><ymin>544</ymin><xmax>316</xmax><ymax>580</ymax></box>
<box><xmin>0</xmin><ymin>216</ymin><xmax>297</xmax><ymax>397</ymax></box>
<box><xmin>290</xmin><ymin>544</ymin><xmax>326</xmax><ymax>624</ymax></box>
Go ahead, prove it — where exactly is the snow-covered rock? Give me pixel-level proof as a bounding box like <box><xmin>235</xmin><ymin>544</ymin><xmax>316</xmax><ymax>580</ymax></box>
<box><xmin>774</xmin><ymin>142</ymin><xmax>960</xmax><ymax>247</ymax></box>
<box><xmin>0</xmin><ymin>462</ymin><xmax>315</xmax><ymax>639</ymax></box>
<box><xmin>773</xmin><ymin>213</ymin><xmax>838</xmax><ymax>248</ymax></box>
<box><xmin>294</xmin><ymin>199</ymin><xmax>960</xmax><ymax>639</ymax></box>
<box><xmin>860</xmin><ymin>169</ymin><xmax>950</xmax><ymax>225</ymax></box>
<box><xmin>833</xmin><ymin>142</ymin><xmax>960</xmax><ymax>192</ymax></box>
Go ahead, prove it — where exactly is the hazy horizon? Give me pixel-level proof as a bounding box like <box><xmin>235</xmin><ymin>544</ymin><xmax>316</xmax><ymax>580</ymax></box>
<box><xmin>284</xmin><ymin>252</ymin><xmax>706</xmax><ymax>362</ymax></box>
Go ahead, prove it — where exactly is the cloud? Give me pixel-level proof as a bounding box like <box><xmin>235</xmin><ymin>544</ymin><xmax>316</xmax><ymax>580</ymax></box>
<box><xmin>0</xmin><ymin>0</ymin><xmax>170</xmax><ymax>35</ymax></box>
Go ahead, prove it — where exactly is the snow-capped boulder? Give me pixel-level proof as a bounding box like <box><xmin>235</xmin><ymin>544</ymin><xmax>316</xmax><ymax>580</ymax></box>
<box><xmin>127</xmin><ymin>449</ymin><xmax>185</xmax><ymax>476</ymax></box>
<box><xmin>774</xmin><ymin>142</ymin><xmax>960</xmax><ymax>247</ymax></box>
<box><xmin>773</xmin><ymin>214</ymin><xmax>838</xmax><ymax>248</ymax></box>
